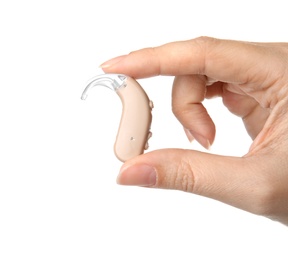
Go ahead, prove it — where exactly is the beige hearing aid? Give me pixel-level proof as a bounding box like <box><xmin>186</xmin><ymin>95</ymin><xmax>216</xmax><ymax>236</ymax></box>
<box><xmin>81</xmin><ymin>74</ymin><xmax>153</xmax><ymax>162</ymax></box>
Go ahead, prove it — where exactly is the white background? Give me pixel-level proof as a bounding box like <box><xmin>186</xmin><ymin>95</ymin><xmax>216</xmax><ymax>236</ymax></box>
<box><xmin>0</xmin><ymin>0</ymin><xmax>287</xmax><ymax>259</ymax></box>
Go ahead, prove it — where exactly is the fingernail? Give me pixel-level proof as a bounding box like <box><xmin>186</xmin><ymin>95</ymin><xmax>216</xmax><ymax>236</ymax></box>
<box><xmin>117</xmin><ymin>164</ymin><xmax>157</xmax><ymax>187</ymax></box>
<box><xmin>100</xmin><ymin>55</ymin><xmax>127</xmax><ymax>69</ymax></box>
<box><xmin>184</xmin><ymin>128</ymin><xmax>195</xmax><ymax>143</ymax></box>
<box><xmin>189</xmin><ymin>130</ymin><xmax>211</xmax><ymax>150</ymax></box>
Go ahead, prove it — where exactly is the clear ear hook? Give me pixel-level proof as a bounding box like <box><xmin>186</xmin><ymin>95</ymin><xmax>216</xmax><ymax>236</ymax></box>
<box><xmin>81</xmin><ymin>74</ymin><xmax>127</xmax><ymax>100</ymax></box>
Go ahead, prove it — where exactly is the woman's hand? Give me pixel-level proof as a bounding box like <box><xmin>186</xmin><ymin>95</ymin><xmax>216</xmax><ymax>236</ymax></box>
<box><xmin>101</xmin><ymin>37</ymin><xmax>288</xmax><ymax>225</ymax></box>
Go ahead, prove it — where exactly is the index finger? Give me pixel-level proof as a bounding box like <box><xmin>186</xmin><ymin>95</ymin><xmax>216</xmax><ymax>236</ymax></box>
<box><xmin>101</xmin><ymin>36</ymin><xmax>268</xmax><ymax>84</ymax></box>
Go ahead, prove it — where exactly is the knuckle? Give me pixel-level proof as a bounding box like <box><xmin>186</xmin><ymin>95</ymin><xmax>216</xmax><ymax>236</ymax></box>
<box><xmin>173</xmin><ymin>155</ymin><xmax>196</xmax><ymax>193</ymax></box>
<box><xmin>171</xmin><ymin>103</ymin><xmax>183</xmax><ymax>117</ymax></box>
<box><xmin>193</xmin><ymin>36</ymin><xmax>217</xmax><ymax>51</ymax></box>
<box><xmin>194</xmin><ymin>36</ymin><xmax>215</xmax><ymax>44</ymax></box>
<box><xmin>171</xmin><ymin>104</ymin><xmax>192</xmax><ymax>122</ymax></box>
<box><xmin>194</xmin><ymin>36</ymin><xmax>219</xmax><ymax>49</ymax></box>
<box><xmin>192</xmin><ymin>36</ymin><xmax>219</xmax><ymax>74</ymax></box>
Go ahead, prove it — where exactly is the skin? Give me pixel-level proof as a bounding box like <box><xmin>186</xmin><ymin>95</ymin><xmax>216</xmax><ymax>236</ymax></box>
<box><xmin>101</xmin><ymin>37</ymin><xmax>288</xmax><ymax>225</ymax></box>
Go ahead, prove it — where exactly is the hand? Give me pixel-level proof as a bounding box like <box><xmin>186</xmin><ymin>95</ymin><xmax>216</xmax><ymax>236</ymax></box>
<box><xmin>101</xmin><ymin>37</ymin><xmax>288</xmax><ymax>225</ymax></box>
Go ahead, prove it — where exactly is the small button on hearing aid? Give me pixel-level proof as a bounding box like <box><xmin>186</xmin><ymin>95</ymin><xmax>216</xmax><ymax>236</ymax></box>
<box><xmin>148</xmin><ymin>131</ymin><xmax>153</xmax><ymax>139</ymax></box>
<box><xmin>149</xmin><ymin>100</ymin><xmax>154</xmax><ymax>110</ymax></box>
<box><xmin>81</xmin><ymin>74</ymin><xmax>153</xmax><ymax>162</ymax></box>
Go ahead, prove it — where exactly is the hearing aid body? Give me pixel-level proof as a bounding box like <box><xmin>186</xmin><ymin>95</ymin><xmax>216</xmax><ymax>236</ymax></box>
<box><xmin>81</xmin><ymin>74</ymin><xmax>153</xmax><ymax>162</ymax></box>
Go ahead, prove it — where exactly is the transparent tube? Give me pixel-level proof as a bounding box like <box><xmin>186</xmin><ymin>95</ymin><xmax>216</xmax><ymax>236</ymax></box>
<box><xmin>81</xmin><ymin>74</ymin><xmax>127</xmax><ymax>100</ymax></box>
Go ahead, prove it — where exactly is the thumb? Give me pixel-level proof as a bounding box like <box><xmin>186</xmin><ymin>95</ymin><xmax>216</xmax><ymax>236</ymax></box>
<box><xmin>117</xmin><ymin>149</ymin><xmax>264</xmax><ymax>214</ymax></box>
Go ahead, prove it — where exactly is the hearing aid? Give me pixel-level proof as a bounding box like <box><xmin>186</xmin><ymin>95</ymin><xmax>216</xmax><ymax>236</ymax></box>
<box><xmin>81</xmin><ymin>74</ymin><xmax>153</xmax><ymax>162</ymax></box>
